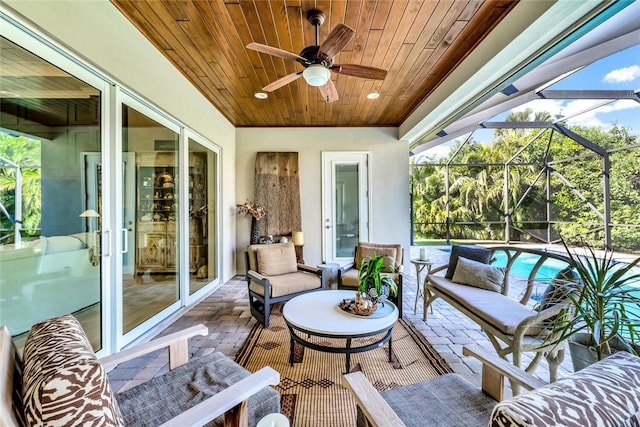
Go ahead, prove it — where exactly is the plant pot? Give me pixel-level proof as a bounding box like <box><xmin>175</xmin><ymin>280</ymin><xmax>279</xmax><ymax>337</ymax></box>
<box><xmin>568</xmin><ymin>334</ymin><xmax>601</xmax><ymax>372</ymax></box>
<box><xmin>568</xmin><ymin>333</ymin><xmax>635</xmax><ymax>372</ymax></box>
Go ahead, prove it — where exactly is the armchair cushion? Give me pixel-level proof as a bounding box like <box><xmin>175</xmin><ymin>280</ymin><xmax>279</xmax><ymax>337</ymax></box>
<box><xmin>115</xmin><ymin>351</ymin><xmax>280</xmax><ymax>427</ymax></box>
<box><xmin>339</xmin><ymin>269</ymin><xmax>398</xmax><ymax>290</ymax></box>
<box><xmin>256</xmin><ymin>243</ymin><xmax>297</xmax><ymax>276</ymax></box>
<box><xmin>356</xmin><ymin>373</ymin><xmax>495</xmax><ymax>427</ymax></box>
<box><xmin>356</xmin><ymin>245</ymin><xmax>399</xmax><ymax>270</ymax></box>
<box><xmin>445</xmin><ymin>244</ymin><xmax>491</xmax><ymax>279</ymax></box>
<box><xmin>249</xmin><ymin>271</ymin><xmax>322</xmax><ymax>297</ymax></box>
<box><xmin>22</xmin><ymin>314</ymin><xmax>124</xmax><ymax>427</ymax></box>
<box><xmin>451</xmin><ymin>256</ymin><xmax>505</xmax><ymax>293</ymax></box>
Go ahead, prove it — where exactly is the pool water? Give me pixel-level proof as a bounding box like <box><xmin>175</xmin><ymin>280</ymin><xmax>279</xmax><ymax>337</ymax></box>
<box><xmin>437</xmin><ymin>246</ymin><xmax>640</xmax><ymax>296</ymax></box>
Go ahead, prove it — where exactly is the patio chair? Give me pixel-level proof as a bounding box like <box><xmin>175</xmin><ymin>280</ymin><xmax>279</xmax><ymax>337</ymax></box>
<box><xmin>1</xmin><ymin>314</ymin><xmax>281</xmax><ymax>427</ymax></box>
<box><xmin>344</xmin><ymin>344</ymin><xmax>640</xmax><ymax>427</ymax></box>
<box><xmin>246</xmin><ymin>242</ymin><xmax>327</xmax><ymax>327</ymax></box>
<box><xmin>338</xmin><ymin>242</ymin><xmax>403</xmax><ymax>316</ymax></box>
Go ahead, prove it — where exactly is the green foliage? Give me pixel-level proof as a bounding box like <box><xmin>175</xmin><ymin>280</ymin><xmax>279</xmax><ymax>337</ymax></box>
<box><xmin>544</xmin><ymin>240</ymin><xmax>640</xmax><ymax>360</ymax></box>
<box><xmin>357</xmin><ymin>253</ymin><xmax>398</xmax><ymax>298</ymax></box>
<box><xmin>0</xmin><ymin>133</ymin><xmax>42</xmax><ymax>240</ymax></box>
<box><xmin>411</xmin><ymin>117</ymin><xmax>640</xmax><ymax>252</ymax></box>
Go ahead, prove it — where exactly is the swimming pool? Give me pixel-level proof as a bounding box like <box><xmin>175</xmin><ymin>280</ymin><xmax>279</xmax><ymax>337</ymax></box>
<box><xmin>438</xmin><ymin>246</ymin><xmax>640</xmax><ymax>290</ymax></box>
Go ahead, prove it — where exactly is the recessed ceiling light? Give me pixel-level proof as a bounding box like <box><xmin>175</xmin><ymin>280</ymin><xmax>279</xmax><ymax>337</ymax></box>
<box><xmin>254</xmin><ymin>92</ymin><xmax>268</xmax><ymax>99</ymax></box>
<box><xmin>367</xmin><ymin>92</ymin><xmax>380</xmax><ymax>100</ymax></box>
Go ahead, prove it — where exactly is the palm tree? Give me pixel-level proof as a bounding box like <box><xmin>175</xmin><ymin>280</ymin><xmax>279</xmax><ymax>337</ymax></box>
<box><xmin>0</xmin><ymin>134</ymin><xmax>41</xmax><ymax>240</ymax></box>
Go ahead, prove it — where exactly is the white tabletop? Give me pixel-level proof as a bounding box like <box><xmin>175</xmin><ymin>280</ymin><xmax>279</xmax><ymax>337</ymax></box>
<box><xmin>283</xmin><ymin>290</ymin><xmax>398</xmax><ymax>336</ymax></box>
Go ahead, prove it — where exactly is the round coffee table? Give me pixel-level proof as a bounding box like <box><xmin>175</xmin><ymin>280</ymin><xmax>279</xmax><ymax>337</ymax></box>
<box><xmin>282</xmin><ymin>290</ymin><xmax>398</xmax><ymax>372</ymax></box>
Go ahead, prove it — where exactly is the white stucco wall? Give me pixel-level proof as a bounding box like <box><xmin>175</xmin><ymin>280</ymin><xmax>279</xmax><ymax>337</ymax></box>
<box><xmin>236</xmin><ymin>127</ymin><xmax>410</xmax><ymax>272</ymax></box>
<box><xmin>2</xmin><ymin>0</ymin><xmax>237</xmax><ymax>282</ymax></box>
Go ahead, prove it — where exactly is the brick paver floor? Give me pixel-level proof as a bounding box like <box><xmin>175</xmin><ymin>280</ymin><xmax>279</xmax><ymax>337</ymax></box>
<box><xmin>108</xmin><ymin>246</ymin><xmax>574</xmax><ymax>398</ymax></box>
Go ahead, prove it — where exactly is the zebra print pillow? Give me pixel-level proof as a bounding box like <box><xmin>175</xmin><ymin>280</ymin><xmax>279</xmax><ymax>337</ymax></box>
<box><xmin>491</xmin><ymin>351</ymin><xmax>640</xmax><ymax>427</ymax></box>
<box><xmin>22</xmin><ymin>314</ymin><xmax>124</xmax><ymax>426</ymax></box>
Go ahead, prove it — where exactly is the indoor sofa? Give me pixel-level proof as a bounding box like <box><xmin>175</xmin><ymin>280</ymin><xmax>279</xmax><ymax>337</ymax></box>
<box><xmin>0</xmin><ymin>234</ymin><xmax>99</xmax><ymax>335</ymax></box>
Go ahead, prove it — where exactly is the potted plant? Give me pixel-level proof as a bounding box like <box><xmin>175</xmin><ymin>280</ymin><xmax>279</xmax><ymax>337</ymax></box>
<box><xmin>358</xmin><ymin>253</ymin><xmax>398</xmax><ymax>305</ymax></box>
<box><xmin>545</xmin><ymin>240</ymin><xmax>640</xmax><ymax>371</ymax></box>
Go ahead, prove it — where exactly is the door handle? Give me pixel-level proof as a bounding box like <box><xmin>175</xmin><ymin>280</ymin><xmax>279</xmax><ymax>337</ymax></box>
<box><xmin>121</xmin><ymin>228</ymin><xmax>128</xmax><ymax>254</ymax></box>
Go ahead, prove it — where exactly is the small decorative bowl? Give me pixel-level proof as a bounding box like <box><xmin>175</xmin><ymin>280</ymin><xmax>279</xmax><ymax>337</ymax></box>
<box><xmin>352</xmin><ymin>302</ymin><xmax>378</xmax><ymax>316</ymax></box>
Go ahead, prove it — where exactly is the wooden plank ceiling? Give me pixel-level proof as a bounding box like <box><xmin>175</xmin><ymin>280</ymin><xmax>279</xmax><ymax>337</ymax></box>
<box><xmin>111</xmin><ymin>0</ymin><xmax>516</xmax><ymax>128</ymax></box>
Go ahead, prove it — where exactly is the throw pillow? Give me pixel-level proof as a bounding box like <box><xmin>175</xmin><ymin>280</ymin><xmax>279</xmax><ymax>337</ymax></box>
<box><xmin>445</xmin><ymin>245</ymin><xmax>492</xmax><ymax>279</ymax></box>
<box><xmin>256</xmin><ymin>243</ymin><xmax>297</xmax><ymax>276</ymax></box>
<box><xmin>357</xmin><ymin>245</ymin><xmax>397</xmax><ymax>270</ymax></box>
<box><xmin>537</xmin><ymin>265</ymin><xmax>580</xmax><ymax>312</ymax></box>
<box><xmin>22</xmin><ymin>314</ymin><xmax>124</xmax><ymax>426</ymax></box>
<box><xmin>451</xmin><ymin>256</ymin><xmax>505</xmax><ymax>293</ymax></box>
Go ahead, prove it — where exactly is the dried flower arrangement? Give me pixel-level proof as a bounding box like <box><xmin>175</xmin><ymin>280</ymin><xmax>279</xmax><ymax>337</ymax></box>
<box><xmin>236</xmin><ymin>201</ymin><xmax>266</xmax><ymax>220</ymax></box>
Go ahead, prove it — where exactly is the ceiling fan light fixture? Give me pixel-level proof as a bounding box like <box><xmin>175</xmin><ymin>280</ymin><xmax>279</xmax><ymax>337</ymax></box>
<box><xmin>254</xmin><ymin>92</ymin><xmax>268</xmax><ymax>99</ymax></box>
<box><xmin>367</xmin><ymin>92</ymin><xmax>380</xmax><ymax>100</ymax></box>
<box><xmin>303</xmin><ymin>65</ymin><xmax>331</xmax><ymax>87</ymax></box>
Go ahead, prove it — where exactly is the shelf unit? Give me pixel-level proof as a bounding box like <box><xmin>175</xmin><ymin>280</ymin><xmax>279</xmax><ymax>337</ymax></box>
<box><xmin>135</xmin><ymin>152</ymin><xmax>206</xmax><ymax>275</ymax></box>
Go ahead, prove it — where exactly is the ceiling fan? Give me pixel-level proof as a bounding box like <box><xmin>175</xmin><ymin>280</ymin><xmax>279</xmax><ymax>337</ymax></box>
<box><xmin>247</xmin><ymin>9</ymin><xmax>387</xmax><ymax>103</ymax></box>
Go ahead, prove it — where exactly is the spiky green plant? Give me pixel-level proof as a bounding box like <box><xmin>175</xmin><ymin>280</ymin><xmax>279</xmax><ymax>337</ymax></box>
<box><xmin>547</xmin><ymin>240</ymin><xmax>640</xmax><ymax>361</ymax></box>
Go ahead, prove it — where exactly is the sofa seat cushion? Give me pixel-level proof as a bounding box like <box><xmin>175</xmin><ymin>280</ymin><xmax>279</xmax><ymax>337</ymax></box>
<box><xmin>430</xmin><ymin>276</ymin><xmax>541</xmax><ymax>336</ymax></box>
<box><xmin>249</xmin><ymin>271</ymin><xmax>322</xmax><ymax>297</ymax></box>
<box><xmin>357</xmin><ymin>373</ymin><xmax>495</xmax><ymax>427</ymax></box>
<box><xmin>256</xmin><ymin>243</ymin><xmax>297</xmax><ymax>276</ymax></box>
<box><xmin>115</xmin><ymin>352</ymin><xmax>280</xmax><ymax>427</ymax></box>
<box><xmin>22</xmin><ymin>314</ymin><xmax>124</xmax><ymax>426</ymax></box>
<box><xmin>491</xmin><ymin>351</ymin><xmax>640</xmax><ymax>427</ymax></box>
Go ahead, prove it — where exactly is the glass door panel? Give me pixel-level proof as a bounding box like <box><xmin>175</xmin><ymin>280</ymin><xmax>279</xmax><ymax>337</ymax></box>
<box><xmin>188</xmin><ymin>138</ymin><xmax>217</xmax><ymax>295</ymax></box>
<box><xmin>335</xmin><ymin>164</ymin><xmax>360</xmax><ymax>257</ymax></box>
<box><xmin>322</xmin><ymin>152</ymin><xmax>370</xmax><ymax>264</ymax></box>
<box><xmin>121</xmin><ymin>104</ymin><xmax>179</xmax><ymax>334</ymax></box>
<box><xmin>0</xmin><ymin>37</ymin><xmax>103</xmax><ymax>350</ymax></box>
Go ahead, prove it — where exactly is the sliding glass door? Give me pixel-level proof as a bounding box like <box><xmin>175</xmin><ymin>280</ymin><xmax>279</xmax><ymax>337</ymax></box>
<box><xmin>0</xmin><ymin>35</ymin><xmax>105</xmax><ymax>351</ymax></box>
<box><xmin>120</xmin><ymin>100</ymin><xmax>181</xmax><ymax>342</ymax></box>
<box><xmin>1</xmin><ymin>15</ymin><xmax>222</xmax><ymax>355</ymax></box>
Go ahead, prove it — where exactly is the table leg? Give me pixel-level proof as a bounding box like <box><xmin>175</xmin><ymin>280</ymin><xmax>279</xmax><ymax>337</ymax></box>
<box><xmin>289</xmin><ymin>335</ymin><xmax>295</xmax><ymax>367</ymax></box>
<box><xmin>388</xmin><ymin>332</ymin><xmax>393</xmax><ymax>362</ymax></box>
<box><xmin>345</xmin><ymin>337</ymin><xmax>352</xmax><ymax>373</ymax></box>
<box><xmin>413</xmin><ymin>264</ymin><xmax>424</xmax><ymax>314</ymax></box>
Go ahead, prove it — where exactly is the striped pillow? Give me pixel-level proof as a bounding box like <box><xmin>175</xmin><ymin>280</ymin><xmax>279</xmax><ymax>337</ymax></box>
<box><xmin>22</xmin><ymin>314</ymin><xmax>124</xmax><ymax>426</ymax></box>
<box><xmin>256</xmin><ymin>243</ymin><xmax>297</xmax><ymax>276</ymax></box>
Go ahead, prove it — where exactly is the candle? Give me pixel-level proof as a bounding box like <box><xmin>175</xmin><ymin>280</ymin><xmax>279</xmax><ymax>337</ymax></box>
<box><xmin>420</xmin><ymin>247</ymin><xmax>427</xmax><ymax>260</ymax></box>
<box><xmin>292</xmin><ymin>231</ymin><xmax>304</xmax><ymax>246</ymax></box>
<box><xmin>257</xmin><ymin>413</ymin><xmax>289</xmax><ymax>427</ymax></box>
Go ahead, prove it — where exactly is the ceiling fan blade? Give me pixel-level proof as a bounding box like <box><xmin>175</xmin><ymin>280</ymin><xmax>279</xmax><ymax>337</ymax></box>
<box><xmin>263</xmin><ymin>72</ymin><xmax>302</xmax><ymax>92</ymax></box>
<box><xmin>318</xmin><ymin>24</ymin><xmax>355</xmax><ymax>60</ymax></box>
<box><xmin>247</xmin><ymin>42</ymin><xmax>304</xmax><ymax>62</ymax></box>
<box><xmin>332</xmin><ymin>64</ymin><xmax>387</xmax><ymax>80</ymax></box>
<box><xmin>318</xmin><ymin>79</ymin><xmax>339</xmax><ymax>103</ymax></box>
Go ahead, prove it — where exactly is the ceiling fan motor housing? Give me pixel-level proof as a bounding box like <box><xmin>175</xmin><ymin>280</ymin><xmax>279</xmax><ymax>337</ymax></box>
<box><xmin>299</xmin><ymin>46</ymin><xmax>333</xmax><ymax>68</ymax></box>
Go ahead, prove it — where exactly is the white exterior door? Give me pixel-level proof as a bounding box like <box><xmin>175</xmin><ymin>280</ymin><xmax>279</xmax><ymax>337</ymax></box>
<box><xmin>322</xmin><ymin>152</ymin><xmax>370</xmax><ymax>265</ymax></box>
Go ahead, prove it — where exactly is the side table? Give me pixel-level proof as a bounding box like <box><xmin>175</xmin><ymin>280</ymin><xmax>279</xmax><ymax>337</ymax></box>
<box><xmin>410</xmin><ymin>259</ymin><xmax>433</xmax><ymax>314</ymax></box>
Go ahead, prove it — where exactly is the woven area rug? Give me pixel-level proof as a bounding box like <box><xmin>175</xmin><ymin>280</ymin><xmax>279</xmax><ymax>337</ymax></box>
<box><xmin>236</xmin><ymin>305</ymin><xmax>452</xmax><ymax>427</ymax></box>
